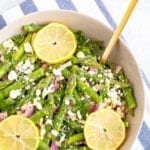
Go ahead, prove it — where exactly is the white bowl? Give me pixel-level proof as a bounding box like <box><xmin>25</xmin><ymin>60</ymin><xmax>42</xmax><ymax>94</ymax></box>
<box><xmin>0</xmin><ymin>10</ymin><xmax>145</xmax><ymax>149</ymax></box>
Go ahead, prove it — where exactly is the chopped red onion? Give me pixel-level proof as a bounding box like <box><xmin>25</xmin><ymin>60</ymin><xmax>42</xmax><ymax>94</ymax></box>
<box><xmin>51</xmin><ymin>82</ymin><xmax>60</xmax><ymax>91</ymax></box>
<box><xmin>21</xmin><ymin>103</ymin><xmax>34</xmax><ymax>117</ymax></box>
<box><xmin>89</xmin><ymin>104</ymin><xmax>99</xmax><ymax>113</ymax></box>
<box><xmin>55</xmin><ymin>75</ymin><xmax>64</xmax><ymax>81</ymax></box>
<box><xmin>50</xmin><ymin>142</ymin><xmax>58</xmax><ymax>150</ymax></box>
<box><xmin>115</xmin><ymin>65</ymin><xmax>122</xmax><ymax>74</ymax></box>
<box><xmin>0</xmin><ymin>112</ymin><xmax>8</xmax><ymax>121</ymax></box>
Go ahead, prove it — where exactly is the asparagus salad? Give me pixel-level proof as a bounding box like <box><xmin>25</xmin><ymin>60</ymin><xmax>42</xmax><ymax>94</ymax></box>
<box><xmin>0</xmin><ymin>23</ymin><xmax>136</xmax><ymax>150</ymax></box>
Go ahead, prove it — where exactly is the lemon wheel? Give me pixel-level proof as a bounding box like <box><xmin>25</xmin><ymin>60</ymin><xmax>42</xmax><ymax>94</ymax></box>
<box><xmin>32</xmin><ymin>22</ymin><xmax>77</xmax><ymax>64</ymax></box>
<box><xmin>84</xmin><ymin>109</ymin><xmax>125</xmax><ymax>150</ymax></box>
<box><xmin>0</xmin><ymin>115</ymin><xmax>39</xmax><ymax>150</ymax></box>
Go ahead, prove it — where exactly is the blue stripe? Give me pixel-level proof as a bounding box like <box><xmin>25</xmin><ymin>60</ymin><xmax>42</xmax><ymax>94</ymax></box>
<box><xmin>20</xmin><ymin>0</ymin><xmax>37</xmax><ymax>15</ymax></box>
<box><xmin>0</xmin><ymin>15</ymin><xmax>6</xmax><ymax>30</ymax></box>
<box><xmin>138</xmin><ymin>121</ymin><xmax>150</xmax><ymax>149</ymax></box>
<box><xmin>141</xmin><ymin>70</ymin><xmax>150</xmax><ymax>89</ymax></box>
<box><xmin>55</xmin><ymin>0</ymin><xmax>77</xmax><ymax>11</ymax></box>
<box><xmin>95</xmin><ymin>0</ymin><xmax>116</xmax><ymax>29</ymax></box>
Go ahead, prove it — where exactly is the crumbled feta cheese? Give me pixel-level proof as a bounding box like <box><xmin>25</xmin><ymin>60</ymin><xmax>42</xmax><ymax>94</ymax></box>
<box><xmin>40</xmin><ymin>126</ymin><xmax>46</xmax><ymax>140</ymax></box>
<box><xmin>77</xmin><ymin>110</ymin><xmax>82</xmax><ymax>120</ymax></box>
<box><xmin>114</xmin><ymin>84</ymin><xmax>120</xmax><ymax>89</ymax></box>
<box><xmin>52</xmin><ymin>69</ymin><xmax>62</xmax><ymax>76</ymax></box>
<box><xmin>81</xmin><ymin>96</ymin><xmax>85</xmax><ymax>101</ymax></box>
<box><xmin>36</xmin><ymin>102</ymin><xmax>42</xmax><ymax>110</ymax></box>
<box><xmin>9</xmin><ymin>89</ymin><xmax>22</xmax><ymax>99</ymax></box>
<box><xmin>107</xmin><ymin>73</ymin><xmax>113</xmax><ymax>79</ymax></box>
<box><xmin>51</xmin><ymin>129</ymin><xmax>59</xmax><ymax>137</ymax></box>
<box><xmin>98</xmin><ymin>74</ymin><xmax>102</xmax><ymax>78</ymax></box>
<box><xmin>2</xmin><ymin>39</ymin><xmax>14</xmax><ymax>51</ymax></box>
<box><xmin>42</xmin><ymin>83</ymin><xmax>55</xmax><ymax>98</ymax></box>
<box><xmin>88</xmin><ymin>70</ymin><xmax>97</xmax><ymax>75</ymax></box>
<box><xmin>12</xmin><ymin>46</ymin><xmax>18</xmax><ymax>51</ymax></box>
<box><xmin>105</xmin><ymin>78</ymin><xmax>110</xmax><ymax>84</ymax></box>
<box><xmin>80</xmin><ymin>77</ymin><xmax>86</xmax><ymax>81</ymax></box>
<box><xmin>92</xmin><ymin>84</ymin><xmax>100</xmax><ymax>92</ymax></box>
<box><xmin>8</xmin><ymin>70</ymin><xmax>18</xmax><ymax>81</ymax></box>
<box><xmin>52</xmin><ymin>61</ymin><xmax>72</xmax><ymax>76</ymax></box>
<box><xmin>40</xmin><ymin>128</ymin><xmax>46</xmax><ymax>136</ymax></box>
<box><xmin>82</xmin><ymin>66</ymin><xmax>89</xmax><ymax>70</ymax></box>
<box><xmin>16</xmin><ymin>59</ymin><xmax>34</xmax><ymax>75</ymax></box>
<box><xmin>60</xmin><ymin>133</ymin><xmax>66</xmax><ymax>143</ymax></box>
<box><xmin>36</xmin><ymin>89</ymin><xmax>41</xmax><ymax>96</ymax></box>
<box><xmin>45</xmin><ymin>119</ymin><xmax>53</xmax><ymax>125</ymax></box>
<box><xmin>65</xmin><ymin>99</ymin><xmax>70</xmax><ymax>105</ymax></box>
<box><xmin>24</xmin><ymin>42</ymin><xmax>33</xmax><ymax>53</ymax></box>
<box><xmin>59</xmin><ymin>61</ymin><xmax>72</xmax><ymax>70</ymax></box>
<box><xmin>107</xmin><ymin>90</ymin><xmax>117</xmax><ymax>98</ymax></box>
<box><xmin>100</xmin><ymin>79</ymin><xmax>104</xmax><ymax>83</ymax></box>
<box><xmin>76</xmin><ymin>51</ymin><xmax>85</xmax><ymax>58</ymax></box>
<box><xmin>67</xmin><ymin>110</ymin><xmax>76</xmax><ymax>118</ymax></box>
<box><xmin>24</xmin><ymin>75</ymin><xmax>29</xmax><ymax>81</ymax></box>
<box><xmin>25</xmin><ymin>85</ymin><xmax>31</xmax><ymax>90</ymax></box>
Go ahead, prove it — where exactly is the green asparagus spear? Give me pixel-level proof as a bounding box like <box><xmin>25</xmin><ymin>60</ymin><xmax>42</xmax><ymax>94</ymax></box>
<box><xmin>72</xmin><ymin>65</ymin><xmax>100</xmax><ymax>83</ymax></box>
<box><xmin>38</xmin><ymin>140</ymin><xmax>49</xmax><ymax>150</ymax></box>
<box><xmin>64</xmin><ymin>120</ymin><xmax>83</xmax><ymax>131</ymax></box>
<box><xmin>68</xmin><ymin>132</ymin><xmax>84</xmax><ymax>144</ymax></box>
<box><xmin>122</xmin><ymin>87</ymin><xmax>136</xmax><ymax>109</ymax></box>
<box><xmin>0</xmin><ymin>68</ymin><xmax>45</xmax><ymax>101</ymax></box>
<box><xmin>53</xmin><ymin>73</ymin><xmax>76</xmax><ymax>132</ymax></box>
<box><xmin>12</xmin><ymin>34</ymin><xmax>25</xmax><ymax>46</ymax></box>
<box><xmin>0</xmin><ymin>80</ymin><xmax>13</xmax><ymax>90</ymax></box>
<box><xmin>71</xmin><ymin>56</ymin><xmax>101</xmax><ymax>68</ymax></box>
<box><xmin>23</xmin><ymin>24</ymin><xmax>44</xmax><ymax>32</ymax></box>
<box><xmin>62</xmin><ymin>68</ymin><xmax>102</xmax><ymax>103</ymax></box>
<box><xmin>0</xmin><ymin>33</ymin><xmax>32</xmax><ymax>79</ymax></box>
<box><xmin>42</xmin><ymin>94</ymin><xmax>55</xmax><ymax>144</ymax></box>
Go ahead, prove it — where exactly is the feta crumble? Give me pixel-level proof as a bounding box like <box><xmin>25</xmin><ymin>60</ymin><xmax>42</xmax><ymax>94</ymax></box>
<box><xmin>24</xmin><ymin>42</ymin><xmax>33</xmax><ymax>53</ymax></box>
<box><xmin>52</xmin><ymin>69</ymin><xmax>62</xmax><ymax>76</ymax></box>
<box><xmin>8</xmin><ymin>70</ymin><xmax>18</xmax><ymax>81</ymax></box>
<box><xmin>35</xmin><ymin>89</ymin><xmax>41</xmax><ymax>96</ymax></box>
<box><xmin>36</xmin><ymin>102</ymin><xmax>42</xmax><ymax>110</ymax></box>
<box><xmin>9</xmin><ymin>89</ymin><xmax>22</xmax><ymax>99</ymax></box>
<box><xmin>2</xmin><ymin>39</ymin><xmax>14</xmax><ymax>51</ymax></box>
<box><xmin>42</xmin><ymin>83</ymin><xmax>55</xmax><ymax>98</ymax></box>
<box><xmin>65</xmin><ymin>99</ymin><xmax>70</xmax><ymax>105</ymax></box>
<box><xmin>51</xmin><ymin>129</ymin><xmax>59</xmax><ymax>137</ymax></box>
<box><xmin>45</xmin><ymin>119</ymin><xmax>53</xmax><ymax>125</ymax></box>
<box><xmin>77</xmin><ymin>110</ymin><xmax>82</xmax><ymax>120</ymax></box>
<box><xmin>60</xmin><ymin>133</ymin><xmax>66</xmax><ymax>143</ymax></box>
<box><xmin>52</xmin><ymin>61</ymin><xmax>72</xmax><ymax>76</ymax></box>
<box><xmin>76</xmin><ymin>51</ymin><xmax>85</xmax><ymax>58</ymax></box>
<box><xmin>16</xmin><ymin>59</ymin><xmax>34</xmax><ymax>75</ymax></box>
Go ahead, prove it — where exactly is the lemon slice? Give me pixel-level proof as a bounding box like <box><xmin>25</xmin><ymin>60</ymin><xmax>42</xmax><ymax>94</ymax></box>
<box><xmin>32</xmin><ymin>22</ymin><xmax>77</xmax><ymax>64</ymax></box>
<box><xmin>84</xmin><ymin>109</ymin><xmax>125</xmax><ymax>150</ymax></box>
<box><xmin>0</xmin><ymin>115</ymin><xmax>39</xmax><ymax>150</ymax></box>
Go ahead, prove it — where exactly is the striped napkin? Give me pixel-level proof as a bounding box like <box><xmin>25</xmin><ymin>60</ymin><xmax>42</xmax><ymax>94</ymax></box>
<box><xmin>0</xmin><ymin>0</ymin><xmax>150</xmax><ymax>149</ymax></box>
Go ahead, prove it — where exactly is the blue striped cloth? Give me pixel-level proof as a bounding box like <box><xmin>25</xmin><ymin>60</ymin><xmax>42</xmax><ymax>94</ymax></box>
<box><xmin>0</xmin><ymin>0</ymin><xmax>150</xmax><ymax>149</ymax></box>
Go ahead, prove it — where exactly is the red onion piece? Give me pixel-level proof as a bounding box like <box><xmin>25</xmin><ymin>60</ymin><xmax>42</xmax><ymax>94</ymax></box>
<box><xmin>55</xmin><ymin>75</ymin><xmax>64</xmax><ymax>81</ymax></box>
<box><xmin>0</xmin><ymin>112</ymin><xmax>8</xmax><ymax>121</ymax></box>
<box><xmin>89</xmin><ymin>67</ymin><xmax>98</xmax><ymax>75</ymax></box>
<box><xmin>89</xmin><ymin>104</ymin><xmax>99</xmax><ymax>113</ymax></box>
<box><xmin>21</xmin><ymin>103</ymin><xmax>34</xmax><ymax>117</ymax></box>
<box><xmin>50</xmin><ymin>142</ymin><xmax>58</xmax><ymax>150</ymax></box>
<box><xmin>51</xmin><ymin>82</ymin><xmax>60</xmax><ymax>91</ymax></box>
<box><xmin>114</xmin><ymin>65</ymin><xmax>122</xmax><ymax>74</ymax></box>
